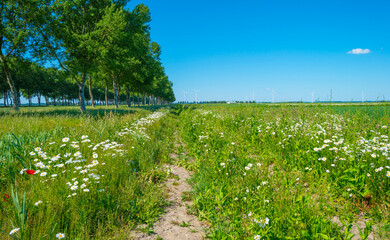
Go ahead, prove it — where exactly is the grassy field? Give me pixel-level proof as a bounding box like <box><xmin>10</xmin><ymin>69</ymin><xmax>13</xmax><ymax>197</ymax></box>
<box><xmin>0</xmin><ymin>106</ymin><xmax>175</xmax><ymax>239</ymax></box>
<box><xmin>1</xmin><ymin>103</ymin><xmax>390</xmax><ymax>239</ymax></box>
<box><xmin>175</xmin><ymin>103</ymin><xmax>390</xmax><ymax>239</ymax></box>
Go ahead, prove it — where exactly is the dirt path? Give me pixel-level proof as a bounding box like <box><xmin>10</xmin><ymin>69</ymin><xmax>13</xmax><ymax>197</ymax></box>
<box><xmin>131</xmin><ymin>137</ymin><xmax>207</xmax><ymax>240</ymax></box>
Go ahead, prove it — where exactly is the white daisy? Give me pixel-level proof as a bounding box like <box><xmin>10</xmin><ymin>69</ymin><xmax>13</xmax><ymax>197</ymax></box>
<box><xmin>56</xmin><ymin>233</ymin><xmax>65</xmax><ymax>239</ymax></box>
<box><xmin>9</xmin><ymin>228</ymin><xmax>20</xmax><ymax>235</ymax></box>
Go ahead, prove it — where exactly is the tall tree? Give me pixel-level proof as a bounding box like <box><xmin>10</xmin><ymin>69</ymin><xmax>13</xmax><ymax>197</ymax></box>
<box><xmin>38</xmin><ymin>0</ymin><xmax>128</xmax><ymax>113</ymax></box>
<box><xmin>0</xmin><ymin>0</ymin><xmax>42</xmax><ymax>111</ymax></box>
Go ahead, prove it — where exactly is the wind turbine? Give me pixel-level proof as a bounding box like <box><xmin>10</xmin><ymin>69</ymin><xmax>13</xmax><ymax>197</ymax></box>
<box><xmin>194</xmin><ymin>89</ymin><xmax>199</xmax><ymax>104</ymax></box>
<box><xmin>266</xmin><ymin>88</ymin><xmax>276</xmax><ymax>103</ymax></box>
<box><xmin>266</xmin><ymin>88</ymin><xmax>275</xmax><ymax>103</ymax></box>
<box><xmin>183</xmin><ymin>91</ymin><xmax>187</xmax><ymax>103</ymax></box>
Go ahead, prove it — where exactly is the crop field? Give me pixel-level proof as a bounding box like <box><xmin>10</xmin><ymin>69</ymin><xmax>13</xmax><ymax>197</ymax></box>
<box><xmin>1</xmin><ymin>104</ymin><xmax>390</xmax><ymax>239</ymax></box>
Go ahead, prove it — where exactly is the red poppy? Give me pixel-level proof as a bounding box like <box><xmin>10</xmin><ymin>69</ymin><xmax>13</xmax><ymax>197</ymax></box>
<box><xmin>26</xmin><ymin>170</ymin><xmax>35</xmax><ymax>175</ymax></box>
<box><xmin>3</xmin><ymin>194</ymin><xmax>9</xmax><ymax>202</ymax></box>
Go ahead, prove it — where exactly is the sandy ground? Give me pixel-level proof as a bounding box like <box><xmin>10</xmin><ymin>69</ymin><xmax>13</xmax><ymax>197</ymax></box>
<box><xmin>131</xmin><ymin>138</ymin><xmax>207</xmax><ymax>240</ymax></box>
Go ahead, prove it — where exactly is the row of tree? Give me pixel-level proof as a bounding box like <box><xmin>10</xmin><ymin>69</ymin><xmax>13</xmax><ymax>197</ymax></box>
<box><xmin>0</xmin><ymin>0</ymin><xmax>175</xmax><ymax>113</ymax></box>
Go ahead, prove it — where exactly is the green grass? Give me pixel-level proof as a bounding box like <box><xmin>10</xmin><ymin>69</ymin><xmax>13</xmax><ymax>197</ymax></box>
<box><xmin>177</xmin><ymin>104</ymin><xmax>390</xmax><ymax>239</ymax></box>
<box><xmin>1</xmin><ymin>103</ymin><xmax>390</xmax><ymax>239</ymax></box>
<box><xmin>0</xmin><ymin>106</ymin><xmax>175</xmax><ymax>239</ymax></box>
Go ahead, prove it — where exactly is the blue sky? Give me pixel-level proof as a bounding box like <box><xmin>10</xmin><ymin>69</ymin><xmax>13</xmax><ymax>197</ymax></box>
<box><xmin>127</xmin><ymin>0</ymin><xmax>390</xmax><ymax>102</ymax></box>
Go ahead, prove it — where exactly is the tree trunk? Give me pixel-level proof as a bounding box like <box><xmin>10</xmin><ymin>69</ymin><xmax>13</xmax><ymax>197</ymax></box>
<box><xmin>53</xmin><ymin>97</ymin><xmax>56</xmax><ymax>106</ymax></box>
<box><xmin>28</xmin><ymin>90</ymin><xmax>32</xmax><ymax>106</ymax></box>
<box><xmin>44</xmin><ymin>96</ymin><xmax>49</xmax><ymax>106</ymax></box>
<box><xmin>0</xmin><ymin>56</ymin><xmax>19</xmax><ymax>111</ymax></box>
<box><xmin>126</xmin><ymin>86</ymin><xmax>131</xmax><ymax>107</ymax></box>
<box><xmin>143</xmin><ymin>94</ymin><xmax>146</xmax><ymax>106</ymax></box>
<box><xmin>112</xmin><ymin>75</ymin><xmax>119</xmax><ymax>108</ymax></box>
<box><xmin>77</xmin><ymin>73</ymin><xmax>87</xmax><ymax>113</ymax></box>
<box><xmin>3</xmin><ymin>91</ymin><xmax>7</xmax><ymax>107</ymax></box>
<box><xmin>37</xmin><ymin>93</ymin><xmax>41</xmax><ymax>106</ymax></box>
<box><xmin>105</xmin><ymin>79</ymin><xmax>109</xmax><ymax>107</ymax></box>
<box><xmin>88</xmin><ymin>76</ymin><xmax>95</xmax><ymax>108</ymax></box>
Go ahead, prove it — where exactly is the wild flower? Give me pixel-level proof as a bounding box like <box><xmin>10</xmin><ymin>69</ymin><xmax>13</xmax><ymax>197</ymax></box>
<box><xmin>34</xmin><ymin>200</ymin><xmax>43</xmax><ymax>206</ymax></box>
<box><xmin>56</xmin><ymin>233</ymin><xmax>65</xmax><ymax>239</ymax></box>
<box><xmin>257</xmin><ymin>217</ymin><xmax>270</xmax><ymax>227</ymax></box>
<box><xmin>3</xmin><ymin>194</ymin><xmax>10</xmax><ymax>202</ymax></box>
<box><xmin>81</xmin><ymin>135</ymin><xmax>88</xmax><ymax>139</ymax></box>
<box><xmin>40</xmin><ymin>172</ymin><xmax>47</xmax><ymax>177</ymax></box>
<box><xmin>83</xmin><ymin>189</ymin><xmax>89</xmax><ymax>192</ymax></box>
<box><xmin>62</xmin><ymin>138</ymin><xmax>69</xmax><ymax>142</ymax></box>
<box><xmin>70</xmin><ymin>186</ymin><xmax>78</xmax><ymax>190</ymax></box>
<box><xmin>9</xmin><ymin>228</ymin><xmax>20</xmax><ymax>235</ymax></box>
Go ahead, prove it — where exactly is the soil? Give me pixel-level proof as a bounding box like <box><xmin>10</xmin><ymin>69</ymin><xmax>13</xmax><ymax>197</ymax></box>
<box><xmin>130</xmin><ymin>138</ymin><xmax>207</xmax><ymax>240</ymax></box>
<box><xmin>331</xmin><ymin>216</ymin><xmax>378</xmax><ymax>240</ymax></box>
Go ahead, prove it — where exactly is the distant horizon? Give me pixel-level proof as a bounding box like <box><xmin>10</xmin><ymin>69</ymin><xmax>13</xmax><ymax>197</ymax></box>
<box><xmin>6</xmin><ymin>96</ymin><xmax>390</xmax><ymax>106</ymax></box>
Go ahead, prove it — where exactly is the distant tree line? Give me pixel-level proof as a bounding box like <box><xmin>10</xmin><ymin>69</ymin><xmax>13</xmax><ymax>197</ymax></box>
<box><xmin>0</xmin><ymin>0</ymin><xmax>175</xmax><ymax>113</ymax></box>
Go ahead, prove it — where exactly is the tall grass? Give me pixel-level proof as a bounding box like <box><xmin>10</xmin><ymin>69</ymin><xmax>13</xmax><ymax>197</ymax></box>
<box><xmin>0</xmin><ymin>106</ymin><xmax>174</xmax><ymax>239</ymax></box>
<box><xmin>178</xmin><ymin>104</ymin><xmax>390</xmax><ymax>239</ymax></box>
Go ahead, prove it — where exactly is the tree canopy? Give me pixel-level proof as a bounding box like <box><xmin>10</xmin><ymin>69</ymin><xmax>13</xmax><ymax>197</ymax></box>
<box><xmin>0</xmin><ymin>0</ymin><xmax>175</xmax><ymax>111</ymax></box>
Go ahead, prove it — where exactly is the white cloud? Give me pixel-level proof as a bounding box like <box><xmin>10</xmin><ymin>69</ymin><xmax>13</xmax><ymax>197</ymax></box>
<box><xmin>347</xmin><ymin>48</ymin><xmax>371</xmax><ymax>54</ymax></box>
